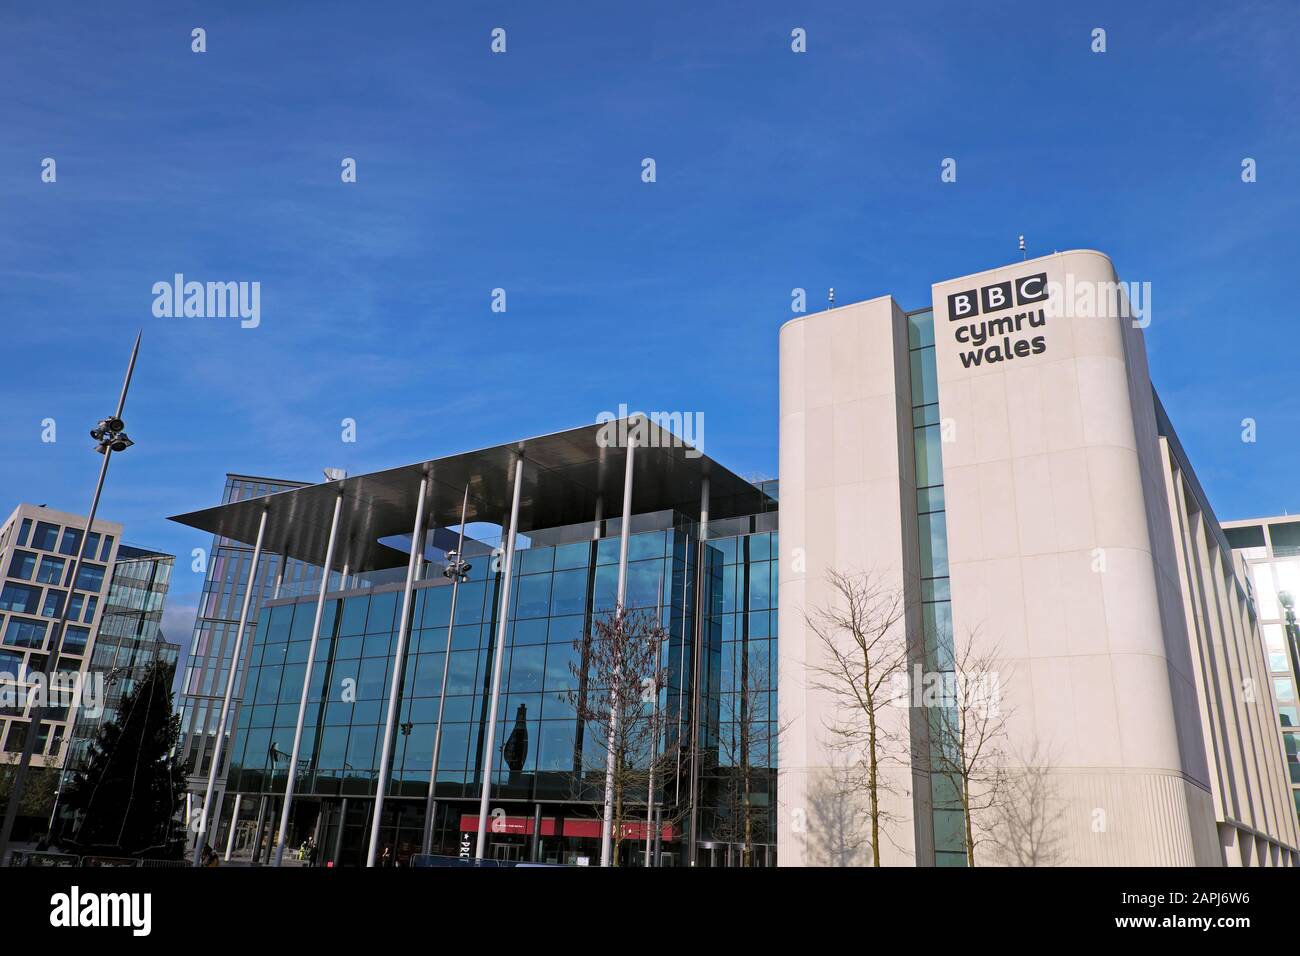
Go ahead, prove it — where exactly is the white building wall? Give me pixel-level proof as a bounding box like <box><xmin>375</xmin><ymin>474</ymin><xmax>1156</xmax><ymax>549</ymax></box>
<box><xmin>930</xmin><ymin>250</ymin><xmax>1218</xmax><ymax>865</ymax></box>
<box><xmin>777</xmin><ymin>295</ymin><xmax>922</xmax><ymax>866</ymax></box>
<box><xmin>777</xmin><ymin>250</ymin><xmax>1298</xmax><ymax>866</ymax></box>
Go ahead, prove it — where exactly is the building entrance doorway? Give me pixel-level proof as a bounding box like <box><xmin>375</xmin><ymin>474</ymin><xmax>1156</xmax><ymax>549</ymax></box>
<box><xmin>695</xmin><ymin>841</ymin><xmax>776</xmax><ymax>867</ymax></box>
<box><xmin>490</xmin><ymin>841</ymin><xmax>524</xmax><ymax>862</ymax></box>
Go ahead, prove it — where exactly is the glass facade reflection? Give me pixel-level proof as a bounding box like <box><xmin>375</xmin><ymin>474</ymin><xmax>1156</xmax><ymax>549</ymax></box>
<box><xmin>695</xmin><ymin>525</ymin><xmax>778</xmax><ymax>865</ymax></box>
<box><xmin>178</xmin><ymin>474</ymin><xmax>316</xmax><ymax>785</ymax></box>
<box><xmin>65</xmin><ymin>545</ymin><xmax>179</xmax><ymax>772</ymax></box>
<box><xmin>1225</xmin><ymin>517</ymin><xmax>1300</xmax><ymax>822</ymax></box>
<box><xmin>218</xmin><ymin>502</ymin><xmax>779</xmax><ymax>866</ymax></box>
<box><xmin>908</xmin><ymin>308</ymin><xmax>966</xmax><ymax>866</ymax></box>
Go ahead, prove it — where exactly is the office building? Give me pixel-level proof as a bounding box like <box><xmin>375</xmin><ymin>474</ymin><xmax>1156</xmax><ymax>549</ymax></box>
<box><xmin>0</xmin><ymin>505</ymin><xmax>122</xmax><ymax>770</ymax></box>
<box><xmin>779</xmin><ymin>250</ymin><xmax>1299</xmax><ymax>866</ymax></box>
<box><xmin>176</xmin><ymin>474</ymin><xmax>315</xmax><ymax>814</ymax></box>
<box><xmin>64</xmin><ymin>545</ymin><xmax>180</xmax><ymax>772</ymax></box>
<box><xmin>165</xmin><ymin>251</ymin><xmax>1299</xmax><ymax>866</ymax></box>
<box><xmin>171</xmin><ymin>429</ymin><xmax>778</xmax><ymax>865</ymax></box>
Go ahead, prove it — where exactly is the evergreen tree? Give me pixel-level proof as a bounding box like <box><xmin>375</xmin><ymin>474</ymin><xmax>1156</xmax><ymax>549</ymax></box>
<box><xmin>61</xmin><ymin>660</ymin><xmax>188</xmax><ymax>858</ymax></box>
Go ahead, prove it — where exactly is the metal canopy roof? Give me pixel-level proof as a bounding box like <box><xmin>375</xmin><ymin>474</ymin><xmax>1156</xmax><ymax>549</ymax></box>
<box><xmin>169</xmin><ymin>420</ymin><xmax>771</xmax><ymax>574</ymax></box>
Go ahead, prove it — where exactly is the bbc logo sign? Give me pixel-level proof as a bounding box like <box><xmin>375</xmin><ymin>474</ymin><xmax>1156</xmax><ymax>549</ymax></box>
<box><xmin>948</xmin><ymin>272</ymin><xmax>1049</xmax><ymax>321</ymax></box>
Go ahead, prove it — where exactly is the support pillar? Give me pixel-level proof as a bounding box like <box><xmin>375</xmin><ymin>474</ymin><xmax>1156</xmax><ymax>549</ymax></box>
<box><xmin>274</xmin><ymin>492</ymin><xmax>344</xmax><ymax>865</ymax></box>
<box><xmin>194</xmin><ymin>508</ymin><xmax>267</xmax><ymax>866</ymax></box>
<box><xmin>600</xmin><ymin>432</ymin><xmax>636</xmax><ymax>866</ymax></box>
<box><xmin>688</xmin><ymin>476</ymin><xmax>708</xmax><ymax>866</ymax></box>
<box><xmin>223</xmin><ymin>793</ymin><xmax>242</xmax><ymax>861</ymax></box>
<box><xmin>334</xmin><ymin>797</ymin><xmax>349</xmax><ymax>866</ymax></box>
<box><xmin>367</xmin><ymin>475</ymin><xmax>429</xmax><ymax>866</ymax></box>
<box><xmin>475</xmin><ymin>454</ymin><xmax>525</xmax><ymax>859</ymax></box>
<box><xmin>423</xmin><ymin>486</ymin><xmax>472</xmax><ymax>856</ymax></box>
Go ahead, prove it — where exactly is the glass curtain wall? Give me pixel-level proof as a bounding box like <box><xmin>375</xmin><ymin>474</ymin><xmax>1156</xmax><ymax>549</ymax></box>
<box><xmin>1227</xmin><ymin>520</ymin><xmax>1300</xmax><ymax>820</ymax></box>
<box><xmin>178</xmin><ymin>475</ymin><xmax>314</xmax><ymax>782</ymax></box>
<box><xmin>908</xmin><ymin>308</ymin><xmax>967</xmax><ymax>866</ymax></box>
<box><xmin>66</xmin><ymin>546</ymin><xmax>176</xmax><ymax>772</ymax></box>
<box><xmin>696</xmin><ymin>529</ymin><xmax>778</xmax><ymax>865</ymax></box>
<box><xmin>225</xmin><ymin>523</ymin><xmax>695</xmax><ymax>865</ymax></box>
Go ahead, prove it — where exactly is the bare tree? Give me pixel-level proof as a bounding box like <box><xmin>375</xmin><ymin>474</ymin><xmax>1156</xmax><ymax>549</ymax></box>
<box><xmin>710</xmin><ymin>654</ymin><xmax>781</xmax><ymax>865</ymax></box>
<box><xmin>569</xmin><ymin>607</ymin><xmax>667</xmax><ymax>867</ymax></box>
<box><xmin>803</xmin><ymin>570</ymin><xmax>910</xmax><ymax>866</ymax></box>
<box><xmin>990</xmin><ymin>740</ymin><xmax>1067</xmax><ymax>867</ymax></box>
<box><xmin>918</xmin><ymin>636</ymin><xmax>1009</xmax><ymax>866</ymax></box>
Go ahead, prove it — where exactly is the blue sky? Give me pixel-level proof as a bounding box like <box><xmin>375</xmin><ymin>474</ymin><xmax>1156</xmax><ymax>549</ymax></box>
<box><xmin>2</xmin><ymin>0</ymin><xmax>1298</xmax><ymax>651</ymax></box>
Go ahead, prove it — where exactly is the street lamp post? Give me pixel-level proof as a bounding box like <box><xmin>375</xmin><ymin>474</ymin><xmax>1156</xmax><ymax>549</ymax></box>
<box><xmin>0</xmin><ymin>332</ymin><xmax>141</xmax><ymax>866</ymax></box>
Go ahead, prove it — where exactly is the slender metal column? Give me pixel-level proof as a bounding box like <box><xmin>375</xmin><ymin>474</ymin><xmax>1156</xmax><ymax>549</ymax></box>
<box><xmin>616</xmin><ymin>439</ymin><xmax>635</xmax><ymax>604</ymax></box>
<box><xmin>261</xmin><ymin>799</ymin><xmax>278</xmax><ymax>864</ymax></box>
<box><xmin>274</xmin><ymin>491</ymin><xmax>343</xmax><ymax>866</ymax></box>
<box><xmin>223</xmin><ymin>793</ymin><xmax>243</xmax><ymax>861</ymax></box>
<box><xmin>311</xmin><ymin>807</ymin><xmax>324</xmax><ymax>865</ymax></box>
<box><xmin>474</xmin><ymin>454</ymin><xmax>525</xmax><ymax>858</ymax></box>
<box><xmin>674</xmin><ymin>536</ymin><xmax>690</xmax><ymax>805</ymax></box>
<box><xmin>204</xmin><ymin>793</ymin><xmax>226</xmax><ymax>860</ymax></box>
<box><xmin>688</xmin><ymin>476</ymin><xmax>708</xmax><ymax>866</ymax></box>
<box><xmin>0</xmin><ymin>334</ymin><xmax>141</xmax><ymax>865</ymax></box>
<box><xmin>699</xmin><ymin>477</ymin><xmax>709</xmax><ymax>539</ymax></box>
<box><xmin>422</xmin><ymin>486</ymin><xmax>471</xmax><ymax>856</ymax></box>
<box><xmin>333</xmin><ymin>797</ymin><xmax>348</xmax><ymax>865</ymax></box>
<box><xmin>600</xmin><ymin>434</ymin><xmax>636</xmax><ymax>866</ymax></box>
<box><xmin>654</xmin><ymin>805</ymin><xmax>663</xmax><ymax>866</ymax></box>
<box><xmin>194</xmin><ymin>508</ymin><xmax>267</xmax><ymax>866</ymax></box>
<box><xmin>250</xmin><ymin>796</ymin><xmax>267</xmax><ymax>863</ymax></box>
<box><xmin>366</xmin><ymin>475</ymin><xmax>429</xmax><ymax>866</ymax></box>
<box><xmin>644</xmin><ymin>572</ymin><xmax>664</xmax><ymax>867</ymax></box>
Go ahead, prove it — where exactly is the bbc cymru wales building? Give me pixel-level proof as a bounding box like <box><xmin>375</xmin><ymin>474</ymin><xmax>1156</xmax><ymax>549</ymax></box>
<box><xmin>171</xmin><ymin>251</ymin><xmax>1299</xmax><ymax>867</ymax></box>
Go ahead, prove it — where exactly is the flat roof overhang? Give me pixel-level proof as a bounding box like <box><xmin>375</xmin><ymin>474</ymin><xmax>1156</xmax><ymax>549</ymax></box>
<box><xmin>169</xmin><ymin>419</ymin><xmax>772</xmax><ymax>574</ymax></box>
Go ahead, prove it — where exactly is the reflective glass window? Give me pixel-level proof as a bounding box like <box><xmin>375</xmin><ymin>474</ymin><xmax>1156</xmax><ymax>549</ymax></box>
<box><xmin>0</xmin><ymin>583</ymin><xmax>41</xmax><ymax>615</ymax></box>
<box><xmin>1253</xmin><ymin>564</ymin><xmax>1279</xmax><ymax>619</ymax></box>
<box><xmin>74</xmin><ymin>563</ymin><xmax>105</xmax><ymax>592</ymax></box>
<box><xmin>31</xmin><ymin>522</ymin><xmax>60</xmax><ymax>551</ymax></box>
<box><xmin>7</xmin><ymin>550</ymin><xmax>36</xmax><ymax>581</ymax></box>
<box><xmin>61</xmin><ymin>626</ymin><xmax>89</xmax><ymax>654</ymax></box>
<box><xmin>338</xmin><ymin>596</ymin><xmax>369</xmax><ymax>636</ymax></box>
<box><xmin>914</xmin><ymin>425</ymin><xmax>944</xmax><ymax>488</ymax></box>
<box><xmin>3</xmin><ymin>618</ymin><xmax>47</xmax><ymax>649</ymax></box>
<box><xmin>514</xmin><ymin>573</ymin><xmax>551</xmax><ymax>618</ymax></box>
<box><xmin>36</xmin><ymin>556</ymin><xmax>65</xmax><ymax>584</ymax></box>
